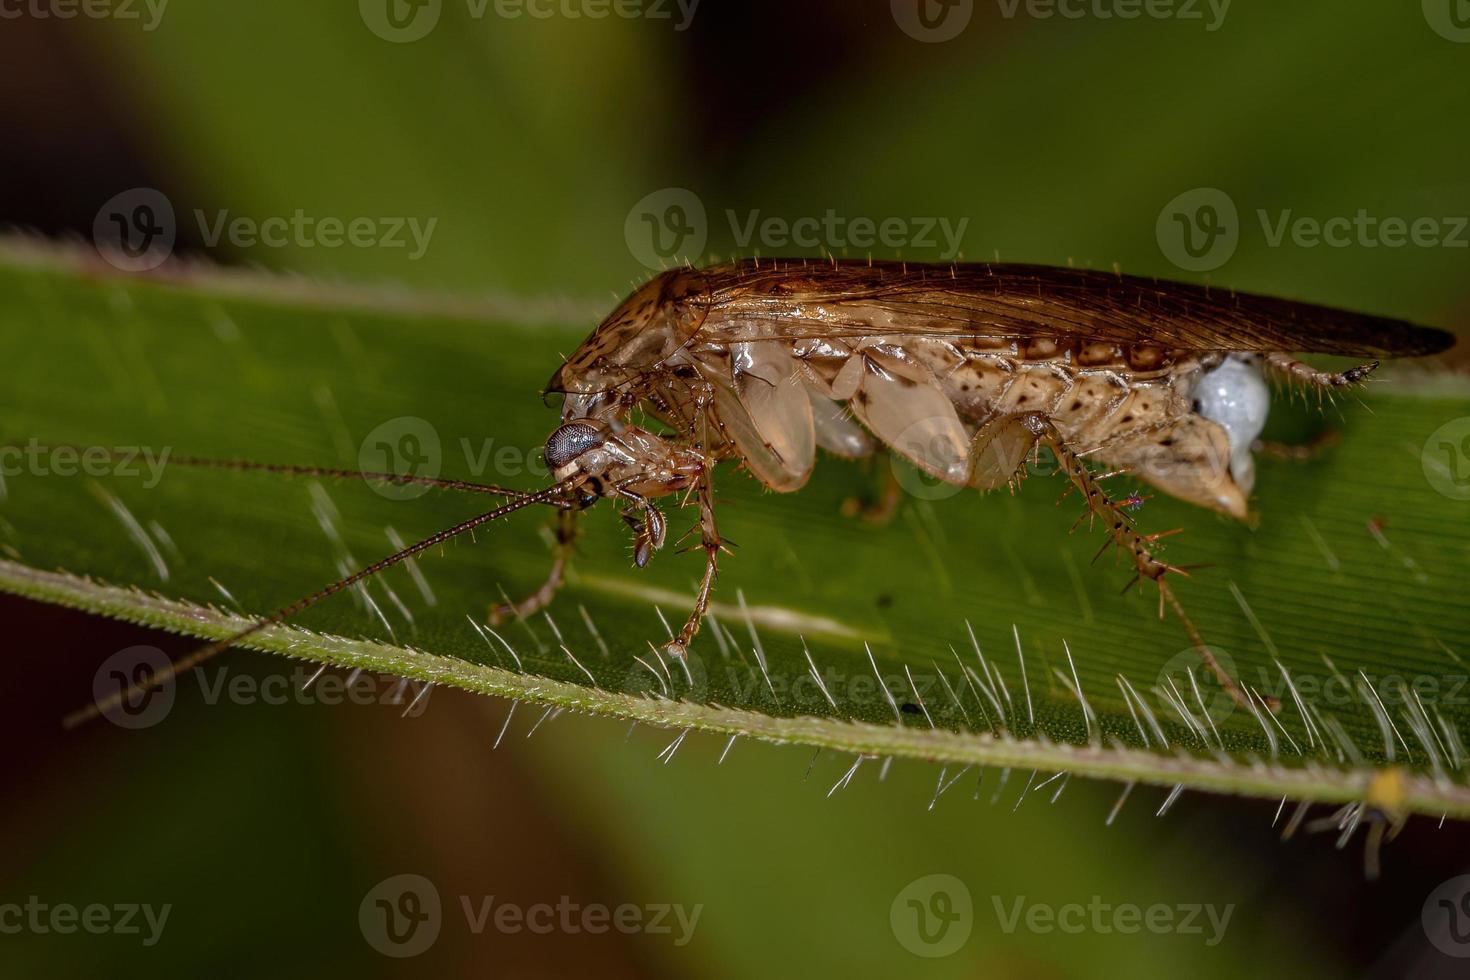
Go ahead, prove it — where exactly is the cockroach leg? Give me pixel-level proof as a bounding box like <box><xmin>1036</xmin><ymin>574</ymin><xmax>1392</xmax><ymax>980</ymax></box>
<box><xmin>840</xmin><ymin>452</ymin><xmax>904</xmax><ymax>525</ymax></box>
<box><xmin>619</xmin><ymin>493</ymin><xmax>668</xmax><ymax>568</ymax></box>
<box><xmin>1013</xmin><ymin>412</ymin><xmax>1255</xmax><ymax>711</ymax></box>
<box><xmin>1253</xmin><ymin>428</ymin><xmax>1341</xmax><ymax>461</ymax></box>
<box><xmin>1263</xmin><ymin>351</ymin><xmax>1378</xmax><ymax>388</ymax></box>
<box><xmin>489</xmin><ymin>507</ymin><xmax>579</xmax><ymax>625</ymax></box>
<box><xmin>665</xmin><ymin>469</ymin><xmax>721</xmax><ymax>661</ymax></box>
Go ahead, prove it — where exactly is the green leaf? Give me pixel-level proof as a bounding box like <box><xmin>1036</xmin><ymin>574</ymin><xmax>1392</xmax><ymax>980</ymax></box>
<box><xmin>4</xmin><ymin>239</ymin><xmax>1469</xmax><ymax>817</ymax></box>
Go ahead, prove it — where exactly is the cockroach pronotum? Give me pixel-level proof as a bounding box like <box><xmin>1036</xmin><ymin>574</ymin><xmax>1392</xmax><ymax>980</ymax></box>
<box><xmin>74</xmin><ymin>259</ymin><xmax>1455</xmax><ymax>723</ymax></box>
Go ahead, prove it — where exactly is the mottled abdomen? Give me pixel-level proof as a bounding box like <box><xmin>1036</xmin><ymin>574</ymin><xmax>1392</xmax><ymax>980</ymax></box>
<box><xmin>654</xmin><ymin>333</ymin><xmax>1247</xmax><ymax>517</ymax></box>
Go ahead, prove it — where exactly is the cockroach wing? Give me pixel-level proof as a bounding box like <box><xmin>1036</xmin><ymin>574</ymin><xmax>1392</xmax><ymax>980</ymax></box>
<box><xmin>689</xmin><ymin>261</ymin><xmax>1456</xmax><ymax>358</ymax></box>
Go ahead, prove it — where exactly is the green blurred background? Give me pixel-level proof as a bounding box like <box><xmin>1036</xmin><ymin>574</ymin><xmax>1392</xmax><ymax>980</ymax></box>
<box><xmin>3</xmin><ymin>2</ymin><xmax>1470</xmax><ymax>976</ymax></box>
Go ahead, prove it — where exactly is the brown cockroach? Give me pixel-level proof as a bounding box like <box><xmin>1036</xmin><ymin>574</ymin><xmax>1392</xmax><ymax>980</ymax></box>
<box><xmin>76</xmin><ymin>259</ymin><xmax>1454</xmax><ymax>722</ymax></box>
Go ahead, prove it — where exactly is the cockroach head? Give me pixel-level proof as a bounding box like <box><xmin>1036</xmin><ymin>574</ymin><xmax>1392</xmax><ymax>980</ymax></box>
<box><xmin>544</xmin><ymin>420</ymin><xmax>606</xmax><ymax>478</ymax></box>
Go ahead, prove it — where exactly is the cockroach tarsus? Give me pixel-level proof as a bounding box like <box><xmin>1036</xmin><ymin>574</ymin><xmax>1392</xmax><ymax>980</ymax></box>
<box><xmin>71</xmin><ymin>259</ymin><xmax>1455</xmax><ymax>725</ymax></box>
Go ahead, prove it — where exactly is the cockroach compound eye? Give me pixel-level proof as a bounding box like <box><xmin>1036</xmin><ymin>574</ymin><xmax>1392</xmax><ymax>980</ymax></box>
<box><xmin>81</xmin><ymin>258</ymin><xmax>1456</xmax><ymax>724</ymax></box>
<box><xmin>544</xmin><ymin>420</ymin><xmax>606</xmax><ymax>476</ymax></box>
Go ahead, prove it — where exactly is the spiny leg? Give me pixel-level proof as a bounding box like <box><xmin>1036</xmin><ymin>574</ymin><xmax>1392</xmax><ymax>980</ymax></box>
<box><xmin>840</xmin><ymin>451</ymin><xmax>904</xmax><ymax>525</ymax></box>
<box><xmin>1253</xmin><ymin>428</ymin><xmax>1340</xmax><ymax>461</ymax></box>
<box><xmin>1255</xmin><ymin>352</ymin><xmax>1374</xmax><ymax>460</ymax></box>
<box><xmin>619</xmin><ymin>492</ymin><xmax>668</xmax><ymax>569</ymax></box>
<box><xmin>489</xmin><ymin>507</ymin><xmax>579</xmax><ymax>625</ymax></box>
<box><xmin>665</xmin><ymin>469</ymin><xmax>721</xmax><ymax>660</ymax></box>
<box><xmin>1013</xmin><ymin>412</ymin><xmax>1254</xmax><ymax>711</ymax></box>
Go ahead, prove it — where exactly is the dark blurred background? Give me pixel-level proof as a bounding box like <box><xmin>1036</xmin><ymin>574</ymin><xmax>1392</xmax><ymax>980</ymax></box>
<box><xmin>4</xmin><ymin>2</ymin><xmax>1470</xmax><ymax>976</ymax></box>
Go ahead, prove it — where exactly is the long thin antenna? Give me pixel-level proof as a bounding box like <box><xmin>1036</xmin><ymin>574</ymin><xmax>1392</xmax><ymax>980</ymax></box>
<box><xmin>124</xmin><ymin>448</ymin><xmax>556</xmax><ymax>502</ymax></box>
<box><xmin>64</xmin><ymin>477</ymin><xmax>580</xmax><ymax>729</ymax></box>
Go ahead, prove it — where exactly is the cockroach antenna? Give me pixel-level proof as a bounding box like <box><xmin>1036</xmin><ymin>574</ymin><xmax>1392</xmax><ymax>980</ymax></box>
<box><xmin>63</xmin><ymin>470</ymin><xmax>583</xmax><ymax>729</ymax></box>
<box><xmin>22</xmin><ymin>445</ymin><xmax>565</xmax><ymax>503</ymax></box>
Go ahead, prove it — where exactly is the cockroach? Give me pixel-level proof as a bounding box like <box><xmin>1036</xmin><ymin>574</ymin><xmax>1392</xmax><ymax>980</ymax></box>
<box><xmin>76</xmin><ymin>259</ymin><xmax>1455</xmax><ymax>722</ymax></box>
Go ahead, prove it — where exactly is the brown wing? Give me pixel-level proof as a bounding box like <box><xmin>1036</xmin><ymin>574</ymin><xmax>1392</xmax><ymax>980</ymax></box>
<box><xmin>685</xmin><ymin>259</ymin><xmax>1455</xmax><ymax>358</ymax></box>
